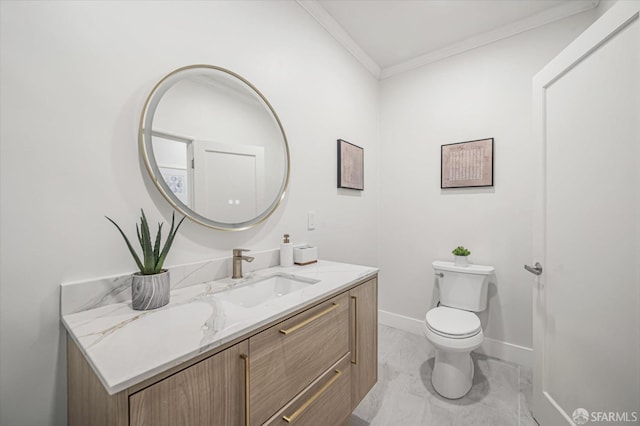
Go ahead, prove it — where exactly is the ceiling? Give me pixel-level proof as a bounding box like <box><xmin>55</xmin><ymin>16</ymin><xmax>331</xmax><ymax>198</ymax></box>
<box><xmin>297</xmin><ymin>0</ymin><xmax>599</xmax><ymax>79</ymax></box>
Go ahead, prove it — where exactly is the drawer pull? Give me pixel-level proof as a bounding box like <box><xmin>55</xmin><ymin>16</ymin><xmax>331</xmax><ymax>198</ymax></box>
<box><xmin>351</xmin><ymin>295</ymin><xmax>358</xmax><ymax>365</ymax></box>
<box><xmin>282</xmin><ymin>369</ymin><xmax>342</xmax><ymax>423</ymax></box>
<box><xmin>279</xmin><ymin>303</ymin><xmax>339</xmax><ymax>335</ymax></box>
<box><xmin>240</xmin><ymin>353</ymin><xmax>250</xmax><ymax>426</ymax></box>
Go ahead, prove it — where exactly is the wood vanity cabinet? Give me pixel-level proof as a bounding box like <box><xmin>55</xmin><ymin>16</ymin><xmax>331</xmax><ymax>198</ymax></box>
<box><xmin>67</xmin><ymin>338</ymin><xmax>249</xmax><ymax>426</ymax></box>
<box><xmin>349</xmin><ymin>277</ymin><xmax>378</xmax><ymax>409</ymax></box>
<box><xmin>250</xmin><ymin>293</ymin><xmax>350</xmax><ymax>425</ymax></box>
<box><xmin>263</xmin><ymin>354</ymin><xmax>353</xmax><ymax>426</ymax></box>
<box><xmin>67</xmin><ymin>275</ymin><xmax>378</xmax><ymax>426</ymax></box>
<box><xmin>129</xmin><ymin>340</ymin><xmax>248</xmax><ymax>426</ymax></box>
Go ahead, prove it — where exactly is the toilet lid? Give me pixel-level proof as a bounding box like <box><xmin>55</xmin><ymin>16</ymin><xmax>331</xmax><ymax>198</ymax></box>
<box><xmin>425</xmin><ymin>307</ymin><xmax>481</xmax><ymax>338</ymax></box>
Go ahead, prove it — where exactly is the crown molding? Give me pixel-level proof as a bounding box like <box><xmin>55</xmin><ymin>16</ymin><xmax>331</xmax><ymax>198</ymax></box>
<box><xmin>380</xmin><ymin>0</ymin><xmax>600</xmax><ymax>79</ymax></box>
<box><xmin>297</xmin><ymin>0</ymin><xmax>599</xmax><ymax>81</ymax></box>
<box><xmin>296</xmin><ymin>0</ymin><xmax>382</xmax><ymax>78</ymax></box>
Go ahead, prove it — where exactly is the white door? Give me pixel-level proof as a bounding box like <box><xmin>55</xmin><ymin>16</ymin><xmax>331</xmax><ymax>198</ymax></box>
<box><xmin>193</xmin><ymin>140</ymin><xmax>265</xmax><ymax>223</ymax></box>
<box><xmin>531</xmin><ymin>3</ymin><xmax>639</xmax><ymax>425</ymax></box>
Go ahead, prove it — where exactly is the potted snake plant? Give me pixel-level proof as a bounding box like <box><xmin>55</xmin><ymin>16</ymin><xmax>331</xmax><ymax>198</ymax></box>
<box><xmin>106</xmin><ymin>209</ymin><xmax>185</xmax><ymax>310</ymax></box>
<box><xmin>452</xmin><ymin>246</ymin><xmax>471</xmax><ymax>267</ymax></box>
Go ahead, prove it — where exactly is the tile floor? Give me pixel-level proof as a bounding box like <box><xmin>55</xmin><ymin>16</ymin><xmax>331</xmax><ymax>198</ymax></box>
<box><xmin>349</xmin><ymin>324</ymin><xmax>538</xmax><ymax>426</ymax></box>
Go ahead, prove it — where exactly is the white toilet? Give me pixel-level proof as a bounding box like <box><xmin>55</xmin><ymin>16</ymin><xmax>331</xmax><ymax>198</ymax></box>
<box><xmin>424</xmin><ymin>260</ymin><xmax>494</xmax><ymax>399</ymax></box>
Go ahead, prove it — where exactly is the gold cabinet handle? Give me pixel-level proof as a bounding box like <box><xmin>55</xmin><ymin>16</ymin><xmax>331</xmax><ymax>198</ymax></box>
<box><xmin>351</xmin><ymin>295</ymin><xmax>358</xmax><ymax>365</ymax></box>
<box><xmin>279</xmin><ymin>303</ymin><xmax>339</xmax><ymax>335</ymax></box>
<box><xmin>282</xmin><ymin>369</ymin><xmax>342</xmax><ymax>423</ymax></box>
<box><xmin>240</xmin><ymin>353</ymin><xmax>250</xmax><ymax>426</ymax></box>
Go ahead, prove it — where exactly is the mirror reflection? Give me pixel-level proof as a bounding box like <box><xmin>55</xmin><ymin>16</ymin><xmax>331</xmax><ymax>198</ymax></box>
<box><xmin>140</xmin><ymin>65</ymin><xmax>289</xmax><ymax>230</ymax></box>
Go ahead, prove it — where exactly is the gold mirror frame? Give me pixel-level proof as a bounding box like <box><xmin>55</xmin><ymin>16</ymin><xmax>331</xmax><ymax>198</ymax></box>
<box><xmin>139</xmin><ymin>65</ymin><xmax>290</xmax><ymax>231</ymax></box>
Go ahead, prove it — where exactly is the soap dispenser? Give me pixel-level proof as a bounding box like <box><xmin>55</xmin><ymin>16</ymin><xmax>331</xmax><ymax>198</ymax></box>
<box><xmin>280</xmin><ymin>234</ymin><xmax>293</xmax><ymax>267</ymax></box>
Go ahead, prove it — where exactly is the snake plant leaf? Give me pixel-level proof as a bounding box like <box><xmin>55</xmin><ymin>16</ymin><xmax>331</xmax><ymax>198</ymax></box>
<box><xmin>139</xmin><ymin>209</ymin><xmax>155</xmax><ymax>274</ymax></box>
<box><xmin>155</xmin><ymin>213</ymin><xmax>186</xmax><ymax>272</ymax></box>
<box><xmin>153</xmin><ymin>223</ymin><xmax>163</xmax><ymax>264</ymax></box>
<box><xmin>105</xmin><ymin>216</ymin><xmax>144</xmax><ymax>272</ymax></box>
<box><xmin>107</xmin><ymin>209</ymin><xmax>185</xmax><ymax>275</ymax></box>
<box><xmin>136</xmin><ymin>224</ymin><xmax>143</xmax><ymax>248</ymax></box>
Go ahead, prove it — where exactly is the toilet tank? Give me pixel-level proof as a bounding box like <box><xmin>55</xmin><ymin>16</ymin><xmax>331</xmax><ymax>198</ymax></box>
<box><xmin>432</xmin><ymin>261</ymin><xmax>494</xmax><ymax>312</ymax></box>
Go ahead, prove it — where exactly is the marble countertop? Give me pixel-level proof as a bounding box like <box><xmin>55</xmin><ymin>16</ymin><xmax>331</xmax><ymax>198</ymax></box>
<box><xmin>61</xmin><ymin>260</ymin><xmax>378</xmax><ymax>395</ymax></box>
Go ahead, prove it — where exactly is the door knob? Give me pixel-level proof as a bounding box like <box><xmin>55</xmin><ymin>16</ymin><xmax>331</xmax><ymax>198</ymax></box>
<box><xmin>524</xmin><ymin>262</ymin><xmax>543</xmax><ymax>276</ymax></box>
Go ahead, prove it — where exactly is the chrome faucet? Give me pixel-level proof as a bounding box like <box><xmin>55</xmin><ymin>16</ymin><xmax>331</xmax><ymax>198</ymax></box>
<box><xmin>232</xmin><ymin>249</ymin><xmax>254</xmax><ymax>279</ymax></box>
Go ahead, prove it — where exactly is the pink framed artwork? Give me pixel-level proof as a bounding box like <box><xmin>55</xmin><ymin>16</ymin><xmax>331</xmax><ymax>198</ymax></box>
<box><xmin>441</xmin><ymin>138</ymin><xmax>494</xmax><ymax>189</ymax></box>
<box><xmin>337</xmin><ymin>139</ymin><xmax>364</xmax><ymax>190</ymax></box>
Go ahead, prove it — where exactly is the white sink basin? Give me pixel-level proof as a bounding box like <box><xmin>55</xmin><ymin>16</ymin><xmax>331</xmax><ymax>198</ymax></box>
<box><xmin>214</xmin><ymin>274</ymin><xmax>320</xmax><ymax>308</ymax></box>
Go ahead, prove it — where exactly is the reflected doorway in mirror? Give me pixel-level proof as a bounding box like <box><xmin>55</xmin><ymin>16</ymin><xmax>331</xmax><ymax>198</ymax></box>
<box><xmin>192</xmin><ymin>140</ymin><xmax>264</xmax><ymax>223</ymax></box>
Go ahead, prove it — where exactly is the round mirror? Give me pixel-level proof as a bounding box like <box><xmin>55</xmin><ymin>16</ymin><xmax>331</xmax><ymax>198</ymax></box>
<box><xmin>139</xmin><ymin>65</ymin><xmax>290</xmax><ymax>231</ymax></box>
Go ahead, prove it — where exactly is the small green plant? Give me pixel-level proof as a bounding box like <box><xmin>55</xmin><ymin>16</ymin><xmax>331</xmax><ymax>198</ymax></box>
<box><xmin>106</xmin><ymin>209</ymin><xmax>186</xmax><ymax>275</ymax></box>
<box><xmin>452</xmin><ymin>246</ymin><xmax>471</xmax><ymax>257</ymax></box>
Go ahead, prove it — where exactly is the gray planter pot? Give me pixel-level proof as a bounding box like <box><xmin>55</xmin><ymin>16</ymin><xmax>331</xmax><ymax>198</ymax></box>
<box><xmin>131</xmin><ymin>270</ymin><xmax>170</xmax><ymax>311</ymax></box>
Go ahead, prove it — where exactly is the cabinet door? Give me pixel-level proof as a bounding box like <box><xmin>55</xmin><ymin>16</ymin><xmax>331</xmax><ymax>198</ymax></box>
<box><xmin>249</xmin><ymin>293</ymin><xmax>349</xmax><ymax>426</ymax></box>
<box><xmin>350</xmin><ymin>277</ymin><xmax>378</xmax><ymax>409</ymax></box>
<box><xmin>129</xmin><ymin>340</ymin><xmax>248</xmax><ymax>426</ymax></box>
<box><xmin>263</xmin><ymin>354</ymin><xmax>352</xmax><ymax>426</ymax></box>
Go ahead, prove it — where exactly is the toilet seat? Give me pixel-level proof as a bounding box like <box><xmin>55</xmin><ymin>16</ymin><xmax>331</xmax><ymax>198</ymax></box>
<box><xmin>425</xmin><ymin>306</ymin><xmax>481</xmax><ymax>339</ymax></box>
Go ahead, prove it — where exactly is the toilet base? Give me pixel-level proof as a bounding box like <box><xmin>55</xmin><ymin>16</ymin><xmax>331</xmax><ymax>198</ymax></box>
<box><xmin>431</xmin><ymin>349</ymin><xmax>474</xmax><ymax>399</ymax></box>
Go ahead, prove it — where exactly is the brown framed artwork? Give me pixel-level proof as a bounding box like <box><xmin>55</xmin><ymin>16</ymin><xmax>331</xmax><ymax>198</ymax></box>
<box><xmin>337</xmin><ymin>139</ymin><xmax>364</xmax><ymax>190</ymax></box>
<box><xmin>441</xmin><ymin>138</ymin><xmax>494</xmax><ymax>188</ymax></box>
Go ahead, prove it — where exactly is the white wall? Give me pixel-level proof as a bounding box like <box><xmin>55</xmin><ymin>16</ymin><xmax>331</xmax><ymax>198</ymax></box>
<box><xmin>0</xmin><ymin>2</ymin><xmax>379</xmax><ymax>425</ymax></box>
<box><xmin>377</xmin><ymin>11</ymin><xmax>601</xmax><ymax>360</ymax></box>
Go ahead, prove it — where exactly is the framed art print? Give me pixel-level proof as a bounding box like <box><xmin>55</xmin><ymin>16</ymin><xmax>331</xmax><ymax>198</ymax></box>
<box><xmin>159</xmin><ymin>166</ymin><xmax>189</xmax><ymax>205</ymax></box>
<box><xmin>337</xmin><ymin>139</ymin><xmax>364</xmax><ymax>190</ymax></box>
<box><xmin>441</xmin><ymin>138</ymin><xmax>494</xmax><ymax>188</ymax></box>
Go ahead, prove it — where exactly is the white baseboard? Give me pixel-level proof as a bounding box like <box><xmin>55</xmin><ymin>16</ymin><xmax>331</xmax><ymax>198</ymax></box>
<box><xmin>475</xmin><ymin>337</ymin><xmax>533</xmax><ymax>368</ymax></box>
<box><xmin>378</xmin><ymin>309</ymin><xmax>533</xmax><ymax>368</ymax></box>
<box><xmin>379</xmin><ymin>309</ymin><xmax>425</xmax><ymax>335</ymax></box>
